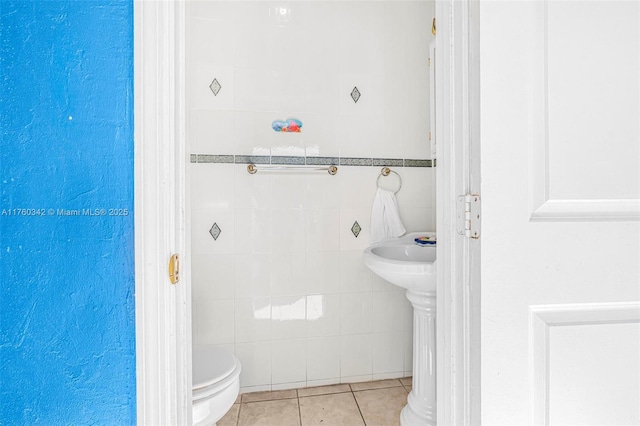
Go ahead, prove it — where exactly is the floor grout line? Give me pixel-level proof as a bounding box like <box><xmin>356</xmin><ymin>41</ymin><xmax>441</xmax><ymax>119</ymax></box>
<box><xmin>296</xmin><ymin>390</ymin><xmax>302</xmax><ymax>426</ymax></box>
<box><xmin>235</xmin><ymin>400</ymin><xmax>242</xmax><ymax>426</ymax></box>
<box><xmin>351</xmin><ymin>390</ymin><xmax>368</xmax><ymax>426</ymax></box>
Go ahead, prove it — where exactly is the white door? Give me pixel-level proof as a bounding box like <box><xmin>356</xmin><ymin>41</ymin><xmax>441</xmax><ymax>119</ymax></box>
<box><xmin>479</xmin><ymin>1</ymin><xmax>640</xmax><ymax>425</ymax></box>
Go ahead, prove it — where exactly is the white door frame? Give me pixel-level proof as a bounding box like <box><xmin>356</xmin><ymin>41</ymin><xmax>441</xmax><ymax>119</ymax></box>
<box><xmin>434</xmin><ymin>0</ymin><xmax>481</xmax><ymax>424</ymax></box>
<box><xmin>133</xmin><ymin>1</ymin><xmax>479</xmax><ymax>424</ymax></box>
<box><xmin>134</xmin><ymin>0</ymin><xmax>192</xmax><ymax>424</ymax></box>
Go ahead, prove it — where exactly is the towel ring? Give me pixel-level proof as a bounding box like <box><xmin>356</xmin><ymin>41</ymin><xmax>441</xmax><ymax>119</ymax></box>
<box><xmin>377</xmin><ymin>167</ymin><xmax>402</xmax><ymax>194</ymax></box>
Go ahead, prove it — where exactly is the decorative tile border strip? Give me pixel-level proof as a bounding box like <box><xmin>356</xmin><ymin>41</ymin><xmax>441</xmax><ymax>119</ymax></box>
<box><xmin>191</xmin><ymin>155</ymin><xmax>433</xmax><ymax>168</ymax></box>
<box><xmin>197</xmin><ymin>154</ymin><xmax>234</xmax><ymax>163</ymax></box>
<box><xmin>305</xmin><ymin>156</ymin><xmax>339</xmax><ymax>166</ymax></box>
<box><xmin>372</xmin><ymin>158</ymin><xmax>404</xmax><ymax>167</ymax></box>
<box><xmin>339</xmin><ymin>157</ymin><xmax>373</xmax><ymax>167</ymax></box>
<box><xmin>271</xmin><ymin>156</ymin><xmax>305</xmax><ymax>165</ymax></box>
<box><xmin>234</xmin><ymin>155</ymin><xmax>270</xmax><ymax>165</ymax></box>
<box><xmin>404</xmin><ymin>159</ymin><xmax>432</xmax><ymax>167</ymax></box>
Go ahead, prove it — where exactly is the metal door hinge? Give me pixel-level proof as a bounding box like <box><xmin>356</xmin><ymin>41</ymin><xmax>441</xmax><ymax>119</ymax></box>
<box><xmin>457</xmin><ymin>194</ymin><xmax>481</xmax><ymax>239</ymax></box>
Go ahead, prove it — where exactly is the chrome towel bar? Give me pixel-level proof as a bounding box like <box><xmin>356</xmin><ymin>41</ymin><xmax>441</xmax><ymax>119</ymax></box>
<box><xmin>247</xmin><ymin>164</ymin><xmax>338</xmax><ymax>175</ymax></box>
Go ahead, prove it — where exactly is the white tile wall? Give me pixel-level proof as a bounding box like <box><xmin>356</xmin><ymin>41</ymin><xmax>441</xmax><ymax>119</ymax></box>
<box><xmin>271</xmin><ymin>339</ymin><xmax>307</xmax><ymax>385</ymax></box>
<box><xmin>187</xmin><ymin>0</ymin><xmax>435</xmax><ymax>392</ymax></box>
<box><xmin>190</xmin><ymin>164</ymin><xmax>432</xmax><ymax>391</ymax></box>
<box><xmin>186</xmin><ymin>1</ymin><xmax>433</xmax><ymax>159</ymax></box>
<box><xmin>372</xmin><ymin>331</ymin><xmax>405</xmax><ymax>376</ymax></box>
<box><xmin>306</xmin><ymin>294</ymin><xmax>341</xmax><ymax>337</ymax></box>
<box><xmin>235</xmin><ymin>341</ymin><xmax>272</xmax><ymax>389</ymax></box>
<box><xmin>340</xmin><ymin>333</ymin><xmax>373</xmax><ymax>380</ymax></box>
<box><xmin>307</xmin><ymin>336</ymin><xmax>341</xmax><ymax>382</ymax></box>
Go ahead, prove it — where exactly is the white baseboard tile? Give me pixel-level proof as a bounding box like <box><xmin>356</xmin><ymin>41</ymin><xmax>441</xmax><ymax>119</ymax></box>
<box><xmin>271</xmin><ymin>381</ymin><xmax>307</xmax><ymax>392</ymax></box>
<box><xmin>239</xmin><ymin>384</ymin><xmax>271</xmax><ymax>394</ymax></box>
<box><xmin>372</xmin><ymin>371</ymin><xmax>406</xmax><ymax>381</ymax></box>
<box><xmin>305</xmin><ymin>378</ymin><xmax>342</xmax><ymax>388</ymax></box>
<box><xmin>340</xmin><ymin>374</ymin><xmax>373</xmax><ymax>384</ymax></box>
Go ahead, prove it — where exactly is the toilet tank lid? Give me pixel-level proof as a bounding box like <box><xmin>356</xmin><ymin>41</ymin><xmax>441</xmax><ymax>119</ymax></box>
<box><xmin>192</xmin><ymin>346</ymin><xmax>239</xmax><ymax>390</ymax></box>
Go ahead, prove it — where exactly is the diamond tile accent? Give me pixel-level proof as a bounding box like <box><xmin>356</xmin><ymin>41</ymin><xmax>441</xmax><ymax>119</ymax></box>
<box><xmin>350</xmin><ymin>86</ymin><xmax>361</xmax><ymax>103</ymax></box>
<box><xmin>351</xmin><ymin>221</ymin><xmax>361</xmax><ymax>238</ymax></box>
<box><xmin>209</xmin><ymin>222</ymin><xmax>221</xmax><ymax>240</ymax></box>
<box><xmin>209</xmin><ymin>78</ymin><xmax>221</xmax><ymax>96</ymax></box>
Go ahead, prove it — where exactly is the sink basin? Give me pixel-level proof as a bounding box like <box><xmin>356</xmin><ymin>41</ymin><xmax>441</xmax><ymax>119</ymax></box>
<box><xmin>364</xmin><ymin>232</ymin><xmax>438</xmax><ymax>425</ymax></box>
<box><xmin>363</xmin><ymin>232</ymin><xmax>436</xmax><ymax>292</ymax></box>
<box><xmin>364</xmin><ymin>232</ymin><xmax>438</xmax><ymax>424</ymax></box>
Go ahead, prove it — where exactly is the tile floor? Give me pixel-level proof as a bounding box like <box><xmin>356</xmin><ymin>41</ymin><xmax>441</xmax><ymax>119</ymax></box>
<box><xmin>219</xmin><ymin>378</ymin><xmax>413</xmax><ymax>426</ymax></box>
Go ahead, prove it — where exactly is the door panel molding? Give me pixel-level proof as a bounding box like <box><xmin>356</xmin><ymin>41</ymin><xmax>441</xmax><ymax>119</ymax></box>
<box><xmin>528</xmin><ymin>0</ymin><xmax>640</xmax><ymax>222</ymax></box>
<box><xmin>531</xmin><ymin>199</ymin><xmax>640</xmax><ymax>222</ymax></box>
<box><xmin>529</xmin><ymin>302</ymin><xmax>640</xmax><ymax>425</ymax></box>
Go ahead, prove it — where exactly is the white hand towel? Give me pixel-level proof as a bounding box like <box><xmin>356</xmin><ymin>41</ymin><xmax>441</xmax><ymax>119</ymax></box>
<box><xmin>370</xmin><ymin>187</ymin><xmax>406</xmax><ymax>244</ymax></box>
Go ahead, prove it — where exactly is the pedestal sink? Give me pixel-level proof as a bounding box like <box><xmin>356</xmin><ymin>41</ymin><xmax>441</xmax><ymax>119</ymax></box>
<box><xmin>364</xmin><ymin>232</ymin><xmax>436</xmax><ymax>426</ymax></box>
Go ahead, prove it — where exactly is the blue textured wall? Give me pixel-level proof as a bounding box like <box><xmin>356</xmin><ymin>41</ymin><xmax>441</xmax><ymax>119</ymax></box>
<box><xmin>0</xmin><ymin>1</ymin><xmax>136</xmax><ymax>424</ymax></box>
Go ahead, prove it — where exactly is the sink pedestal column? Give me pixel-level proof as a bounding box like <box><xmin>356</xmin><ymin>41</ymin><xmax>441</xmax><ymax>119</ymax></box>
<box><xmin>401</xmin><ymin>289</ymin><xmax>436</xmax><ymax>426</ymax></box>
